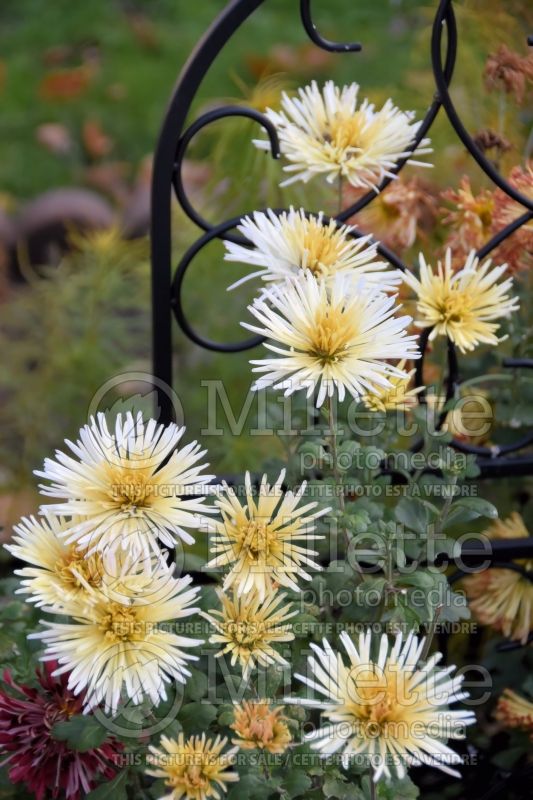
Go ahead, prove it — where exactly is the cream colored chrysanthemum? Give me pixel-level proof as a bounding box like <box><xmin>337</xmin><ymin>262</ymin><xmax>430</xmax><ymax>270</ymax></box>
<box><xmin>30</xmin><ymin>564</ymin><xmax>202</xmax><ymax>713</ymax></box>
<box><xmin>361</xmin><ymin>360</ymin><xmax>423</xmax><ymax>412</ymax></box>
<box><xmin>462</xmin><ymin>513</ymin><xmax>533</xmax><ymax>644</ymax></box>
<box><xmin>224</xmin><ymin>208</ymin><xmax>399</xmax><ymax>291</ymax></box>
<box><xmin>494</xmin><ymin>689</ymin><xmax>533</xmax><ymax>740</ymax></box>
<box><xmin>36</xmin><ymin>412</ymin><xmax>215</xmax><ymax>559</ymax></box>
<box><xmin>5</xmin><ymin>512</ymin><xmax>145</xmax><ymax>609</ymax></box>
<box><xmin>287</xmin><ymin>630</ymin><xmax>475</xmax><ymax>782</ymax></box>
<box><xmin>147</xmin><ymin>733</ymin><xmax>239</xmax><ymax>800</ymax></box>
<box><xmin>205</xmin><ymin>469</ymin><xmax>328</xmax><ymax>598</ymax></box>
<box><xmin>403</xmin><ymin>250</ymin><xmax>519</xmax><ymax>353</ymax></box>
<box><xmin>231</xmin><ymin>699</ymin><xmax>292</xmax><ymax>754</ymax></box>
<box><xmin>243</xmin><ymin>272</ymin><xmax>419</xmax><ymax>407</ymax></box>
<box><xmin>202</xmin><ymin>589</ymin><xmax>296</xmax><ymax>678</ymax></box>
<box><xmin>254</xmin><ymin>80</ymin><xmax>431</xmax><ymax>189</ymax></box>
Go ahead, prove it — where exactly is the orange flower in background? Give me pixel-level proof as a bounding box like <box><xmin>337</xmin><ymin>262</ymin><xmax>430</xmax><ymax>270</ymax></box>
<box><xmin>484</xmin><ymin>44</ymin><xmax>533</xmax><ymax>104</ymax></box>
<box><xmin>495</xmin><ymin>689</ymin><xmax>533</xmax><ymax>740</ymax></box>
<box><xmin>231</xmin><ymin>700</ymin><xmax>292</xmax><ymax>754</ymax></box>
<box><xmin>492</xmin><ymin>164</ymin><xmax>533</xmax><ymax>272</ymax></box>
<box><xmin>345</xmin><ymin>176</ymin><xmax>438</xmax><ymax>254</ymax></box>
<box><xmin>462</xmin><ymin>513</ymin><xmax>533</xmax><ymax>644</ymax></box>
<box><xmin>440</xmin><ymin>177</ymin><xmax>494</xmax><ymax>262</ymax></box>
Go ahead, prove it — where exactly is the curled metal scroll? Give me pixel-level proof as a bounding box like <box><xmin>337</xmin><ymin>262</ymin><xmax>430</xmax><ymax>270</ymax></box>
<box><xmin>300</xmin><ymin>0</ymin><xmax>362</xmax><ymax>53</ymax></box>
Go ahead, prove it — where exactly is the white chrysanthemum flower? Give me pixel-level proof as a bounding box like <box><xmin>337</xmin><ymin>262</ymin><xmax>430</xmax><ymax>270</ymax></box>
<box><xmin>242</xmin><ymin>272</ymin><xmax>420</xmax><ymax>407</ymax></box>
<box><xmin>254</xmin><ymin>80</ymin><xmax>431</xmax><ymax>189</ymax></box>
<box><xmin>403</xmin><ymin>249</ymin><xmax>519</xmax><ymax>353</ymax></box>
<box><xmin>205</xmin><ymin>469</ymin><xmax>328</xmax><ymax>600</ymax></box>
<box><xmin>5</xmin><ymin>512</ymin><xmax>152</xmax><ymax>609</ymax></box>
<box><xmin>30</xmin><ymin>564</ymin><xmax>203</xmax><ymax>713</ymax></box>
<box><xmin>35</xmin><ymin>412</ymin><xmax>215</xmax><ymax>559</ymax></box>
<box><xmin>287</xmin><ymin>630</ymin><xmax>476</xmax><ymax>782</ymax></box>
<box><xmin>224</xmin><ymin>208</ymin><xmax>400</xmax><ymax>291</ymax></box>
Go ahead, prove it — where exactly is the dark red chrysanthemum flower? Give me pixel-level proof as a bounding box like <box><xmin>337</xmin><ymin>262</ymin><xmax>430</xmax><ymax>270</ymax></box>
<box><xmin>0</xmin><ymin>661</ymin><xmax>122</xmax><ymax>800</ymax></box>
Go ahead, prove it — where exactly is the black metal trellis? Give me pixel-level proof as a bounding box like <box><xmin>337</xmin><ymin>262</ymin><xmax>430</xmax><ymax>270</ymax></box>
<box><xmin>148</xmin><ymin>4</ymin><xmax>533</xmax><ymax>795</ymax></box>
<box><xmin>150</xmin><ymin>0</ymin><xmax>533</xmax><ymax>637</ymax></box>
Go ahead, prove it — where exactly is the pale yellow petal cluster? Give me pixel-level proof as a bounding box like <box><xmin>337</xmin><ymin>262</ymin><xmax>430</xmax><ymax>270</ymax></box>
<box><xmin>462</xmin><ymin>512</ymin><xmax>533</xmax><ymax>644</ymax></box>
<box><xmin>494</xmin><ymin>689</ymin><xmax>533</xmax><ymax>740</ymax></box>
<box><xmin>403</xmin><ymin>250</ymin><xmax>519</xmax><ymax>353</ymax></box>
<box><xmin>147</xmin><ymin>733</ymin><xmax>239</xmax><ymax>800</ymax></box>
<box><xmin>361</xmin><ymin>360</ymin><xmax>423</xmax><ymax>412</ymax></box>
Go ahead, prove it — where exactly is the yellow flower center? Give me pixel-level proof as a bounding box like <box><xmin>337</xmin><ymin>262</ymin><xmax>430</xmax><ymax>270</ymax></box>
<box><xmin>299</xmin><ymin>222</ymin><xmax>344</xmax><ymax>275</ymax></box>
<box><xmin>239</xmin><ymin>519</ymin><xmax>274</xmax><ymax>562</ymax></box>
<box><xmin>107</xmin><ymin>467</ymin><xmax>153</xmax><ymax>514</ymax></box>
<box><xmin>325</xmin><ymin>112</ymin><xmax>364</xmax><ymax>153</ymax></box>
<box><xmin>98</xmin><ymin>603</ymin><xmax>145</xmax><ymax>643</ymax></box>
<box><xmin>308</xmin><ymin>307</ymin><xmax>355</xmax><ymax>364</ymax></box>
<box><xmin>345</xmin><ymin>668</ymin><xmax>407</xmax><ymax>738</ymax></box>
<box><xmin>224</xmin><ymin>618</ymin><xmax>263</xmax><ymax>647</ymax></box>
<box><xmin>435</xmin><ymin>292</ymin><xmax>471</xmax><ymax>325</ymax></box>
<box><xmin>55</xmin><ymin>549</ymin><xmax>103</xmax><ymax>591</ymax></box>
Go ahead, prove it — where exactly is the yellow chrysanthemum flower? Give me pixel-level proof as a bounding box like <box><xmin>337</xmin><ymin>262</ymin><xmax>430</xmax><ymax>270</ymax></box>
<box><xmin>462</xmin><ymin>512</ymin><xmax>533</xmax><ymax>644</ymax></box>
<box><xmin>254</xmin><ymin>80</ymin><xmax>431</xmax><ymax>189</ymax></box>
<box><xmin>205</xmin><ymin>469</ymin><xmax>328</xmax><ymax>599</ymax></box>
<box><xmin>30</xmin><ymin>563</ymin><xmax>203</xmax><ymax>713</ymax></box>
<box><xmin>243</xmin><ymin>272</ymin><xmax>420</xmax><ymax>408</ymax></box>
<box><xmin>36</xmin><ymin>412</ymin><xmax>215</xmax><ymax>559</ymax></box>
<box><xmin>403</xmin><ymin>250</ymin><xmax>519</xmax><ymax>353</ymax></box>
<box><xmin>231</xmin><ymin>699</ymin><xmax>292</xmax><ymax>754</ymax></box>
<box><xmin>147</xmin><ymin>733</ymin><xmax>239</xmax><ymax>800</ymax></box>
<box><xmin>361</xmin><ymin>360</ymin><xmax>423</xmax><ymax>412</ymax></box>
<box><xmin>224</xmin><ymin>208</ymin><xmax>399</xmax><ymax>291</ymax></box>
<box><xmin>287</xmin><ymin>630</ymin><xmax>475</xmax><ymax>782</ymax></box>
<box><xmin>202</xmin><ymin>589</ymin><xmax>296</xmax><ymax>679</ymax></box>
<box><xmin>494</xmin><ymin>689</ymin><xmax>533</xmax><ymax>740</ymax></box>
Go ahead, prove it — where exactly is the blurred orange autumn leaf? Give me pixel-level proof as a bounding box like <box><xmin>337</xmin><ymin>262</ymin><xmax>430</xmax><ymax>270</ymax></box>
<box><xmin>38</xmin><ymin>65</ymin><xmax>93</xmax><ymax>101</ymax></box>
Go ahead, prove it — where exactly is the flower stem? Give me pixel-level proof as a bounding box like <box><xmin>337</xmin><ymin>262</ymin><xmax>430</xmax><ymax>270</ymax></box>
<box><xmin>369</xmin><ymin>768</ymin><xmax>377</xmax><ymax>800</ymax></box>
<box><xmin>337</xmin><ymin>174</ymin><xmax>344</xmax><ymax>216</ymax></box>
<box><xmin>327</xmin><ymin>396</ymin><xmax>345</xmax><ymax>520</ymax></box>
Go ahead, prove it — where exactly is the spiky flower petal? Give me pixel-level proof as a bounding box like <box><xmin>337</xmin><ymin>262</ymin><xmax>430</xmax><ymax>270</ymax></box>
<box><xmin>202</xmin><ymin>589</ymin><xmax>296</xmax><ymax>678</ymax></box>
<box><xmin>403</xmin><ymin>250</ymin><xmax>519</xmax><ymax>353</ymax></box>
<box><xmin>205</xmin><ymin>469</ymin><xmax>327</xmax><ymax>599</ymax></box>
<box><xmin>243</xmin><ymin>272</ymin><xmax>420</xmax><ymax>407</ymax></box>
<box><xmin>494</xmin><ymin>689</ymin><xmax>533</xmax><ymax>740</ymax></box>
<box><xmin>286</xmin><ymin>630</ymin><xmax>475</xmax><ymax>782</ymax></box>
<box><xmin>224</xmin><ymin>208</ymin><xmax>399</xmax><ymax>291</ymax></box>
<box><xmin>36</xmin><ymin>412</ymin><xmax>215</xmax><ymax>559</ymax></box>
<box><xmin>254</xmin><ymin>80</ymin><xmax>431</xmax><ymax>189</ymax></box>
<box><xmin>146</xmin><ymin>733</ymin><xmax>239</xmax><ymax>800</ymax></box>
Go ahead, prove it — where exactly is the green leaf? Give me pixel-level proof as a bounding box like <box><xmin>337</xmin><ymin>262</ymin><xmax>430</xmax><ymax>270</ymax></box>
<box><xmin>51</xmin><ymin>715</ymin><xmax>108</xmax><ymax>752</ymax></box>
<box><xmin>281</xmin><ymin>769</ymin><xmax>312</xmax><ymax>798</ymax></box>
<box><xmin>227</xmin><ymin>773</ymin><xmax>280</xmax><ymax>800</ymax></box>
<box><xmin>86</xmin><ymin>769</ymin><xmax>129</xmax><ymax>800</ymax></box>
<box><xmin>185</xmin><ymin>667</ymin><xmax>208</xmax><ymax>701</ymax></box>
<box><xmin>179</xmin><ymin>702</ymin><xmax>217</xmax><ymax>734</ymax></box>
<box><xmin>447</xmin><ymin>497</ymin><xmax>498</xmax><ymax>523</ymax></box>
<box><xmin>394</xmin><ymin>497</ymin><xmax>431</xmax><ymax>535</ymax></box>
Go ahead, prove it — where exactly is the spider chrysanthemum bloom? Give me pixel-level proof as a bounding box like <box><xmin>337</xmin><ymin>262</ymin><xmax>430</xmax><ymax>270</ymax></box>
<box><xmin>5</xmin><ymin>512</ymin><xmax>148</xmax><ymax>610</ymax></box>
<box><xmin>403</xmin><ymin>249</ymin><xmax>519</xmax><ymax>353</ymax></box>
<box><xmin>205</xmin><ymin>469</ymin><xmax>328</xmax><ymax>598</ymax></box>
<box><xmin>254</xmin><ymin>80</ymin><xmax>431</xmax><ymax>189</ymax></box>
<box><xmin>462</xmin><ymin>512</ymin><xmax>533</xmax><ymax>644</ymax></box>
<box><xmin>224</xmin><ymin>208</ymin><xmax>399</xmax><ymax>291</ymax></box>
<box><xmin>494</xmin><ymin>689</ymin><xmax>533</xmax><ymax>740</ymax></box>
<box><xmin>202</xmin><ymin>588</ymin><xmax>296</xmax><ymax>678</ymax></box>
<box><xmin>361</xmin><ymin>360</ymin><xmax>423</xmax><ymax>413</ymax></box>
<box><xmin>30</xmin><ymin>566</ymin><xmax>203</xmax><ymax>713</ymax></box>
<box><xmin>287</xmin><ymin>631</ymin><xmax>475</xmax><ymax>782</ymax></box>
<box><xmin>492</xmin><ymin>164</ymin><xmax>533</xmax><ymax>272</ymax></box>
<box><xmin>242</xmin><ymin>272</ymin><xmax>420</xmax><ymax>407</ymax></box>
<box><xmin>146</xmin><ymin>733</ymin><xmax>239</xmax><ymax>800</ymax></box>
<box><xmin>231</xmin><ymin>699</ymin><xmax>292</xmax><ymax>754</ymax></box>
<box><xmin>36</xmin><ymin>412</ymin><xmax>215</xmax><ymax>558</ymax></box>
<box><xmin>0</xmin><ymin>662</ymin><xmax>122</xmax><ymax>800</ymax></box>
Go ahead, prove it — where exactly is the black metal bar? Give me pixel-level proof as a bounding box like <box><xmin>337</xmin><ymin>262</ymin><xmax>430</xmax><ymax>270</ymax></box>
<box><xmin>300</xmin><ymin>0</ymin><xmax>362</xmax><ymax>52</ymax></box>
